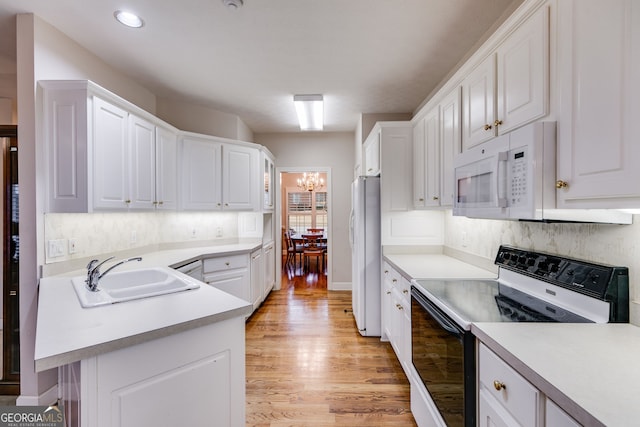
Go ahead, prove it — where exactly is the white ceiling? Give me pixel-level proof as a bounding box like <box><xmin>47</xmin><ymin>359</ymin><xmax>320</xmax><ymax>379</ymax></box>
<box><xmin>0</xmin><ymin>0</ymin><xmax>522</xmax><ymax>133</ymax></box>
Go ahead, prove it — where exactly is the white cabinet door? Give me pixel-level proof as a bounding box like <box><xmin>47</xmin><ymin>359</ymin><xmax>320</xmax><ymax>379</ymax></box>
<box><xmin>180</xmin><ymin>136</ymin><xmax>222</xmax><ymax>210</ymax></box>
<box><xmin>380</xmin><ymin>124</ymin><xmax>413</xmax><ymax>212</ymax></box>
<box><xmin>381</xmin><ymin>268</ymin><xmax>393</xmax><ymax>342</ymax></box>
<box><xmin>262</xmin><ymin>151</ymin><xmax>275</xmax><ymax>211</ymax></box>
<box><xmin>439</xmin><ymin>86</ymin><xmax>461</xmax><ymax>207</ymax></box>
<box><xmin>545</xmin><ymin>398</ymin><xmax>581</xmax><ymax>427</ymax></box>
<box><xmin>424</xmin><ymin>107</ymin><xmax>441</xmax><ymax>207</ymax></box>
<box><xmin>250</xmin><ymin>249</ymin><xmax>263</xmax><ymax>310</ymax></box>
<box><xmin>223</xmin><ymin>144</ymin><xmax>259</xmax><ymax>211</ymax></box>
<box><xmin>496</xmin><ymin>5</ymin><xmax>548</xmax><ymax>135</ymax></box>
<box><xmin>128</xmin><ymin>114</ymin><xmax>156</xmax><ymax>210</ymax></box>
<box><xmin>155</xmin><ymin>126</ymin><xmax>178</xmax><ymax>210</ymax></box>
<box><xmin>478</xmin><ymin>389</ymin><xmax>521</xmax><ymax>427</ymax></box>
<box><xmin>412</xmin><ymin>118</ymin><xmax>426</xmax><ymax>208</ymax></box>
<box><xmin>556</xmin><ymin>0</ymin><xmax>640</xmax><ymax>208</ymax></box>
<box><xmin>93</xmin><ymin>97</ymin><xmax>130</xmax><ymax>210</ymax></box>
<box><xmin>263</xmin><ymin>242</ymin><xmax>275</xmax><ymax>300</ymax></box>
<box><xmin>462</xmin><ymin>54</ymin><xmax>497</xmax><ymax>150</ymax></box>
<box><xmin>364</xmin><ymin>131</ymin><xmax>381</xmax><ymax>176</ymax></box>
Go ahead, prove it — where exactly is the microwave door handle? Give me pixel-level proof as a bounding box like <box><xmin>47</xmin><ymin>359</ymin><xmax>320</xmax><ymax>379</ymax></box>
<box><xmin>497</xmin><ymin>151</ymin><xmax>508</xmax><ymax>208</ymax></box>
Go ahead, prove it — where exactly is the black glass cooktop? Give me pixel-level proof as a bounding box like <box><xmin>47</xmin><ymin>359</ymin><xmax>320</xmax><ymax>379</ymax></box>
<box><xmin>412</xmin><ymin>279</ymin><xmax>592</xmax><ymax>326</ymax></box>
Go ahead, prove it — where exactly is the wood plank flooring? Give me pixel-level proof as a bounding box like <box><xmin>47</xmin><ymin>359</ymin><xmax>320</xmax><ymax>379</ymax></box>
<box><xmin>245</xmin><ymin>262</ymin><xmax>416</xmax><ymax>426</ymax></box>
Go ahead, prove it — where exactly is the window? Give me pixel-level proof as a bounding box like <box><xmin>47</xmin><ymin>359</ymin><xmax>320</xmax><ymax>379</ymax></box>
<box><xmin>287</xmin><ymin>189</ymin><xmax>327</xmax><ymax>234</ymax></box>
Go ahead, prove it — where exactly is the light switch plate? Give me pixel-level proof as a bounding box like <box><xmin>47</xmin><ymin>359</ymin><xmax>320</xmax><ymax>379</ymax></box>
<box><xmin>47</xmin><ymin>239</ymin><xmax>65</xmax><ymax>258</ymax></box>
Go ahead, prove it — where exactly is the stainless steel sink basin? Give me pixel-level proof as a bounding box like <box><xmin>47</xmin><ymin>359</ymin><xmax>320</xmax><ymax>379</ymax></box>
<box><xmin>71</xmin><ymin>267</ymin><xmax>200</xmax><ymax>308</ymax></box>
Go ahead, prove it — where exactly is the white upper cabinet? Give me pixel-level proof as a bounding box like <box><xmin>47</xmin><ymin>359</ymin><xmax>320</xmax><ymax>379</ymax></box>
<box><xmin>262</xmin><ymin>149</ymin><xmax>275</xmax><ymax>211</ymax></box>
<box><xmin>462</xmin><ymin>5</ymin><xmax>548</xmax><ymax>151</ymax></box>
<box><xmin>363</xmin><ymin>130</ymin><xmax>381</xmax><ymax>176</ymax></box>
<box><xmin>413</xmin><ymin>86</ymin><xmax>460</xmax><ymax>209</ymax></box>
<box><xmin>92</xmin><ymin>97</ymin><xmax>130</xmax><ymax>210</ymax></box>
<box><xmin>155</xmin><ymin>126</ymin><xmax>178</xmax><ymax>210</ymax></box>
<box><xmin>222</xmin><ymin>143</ymin><xmax>260</xmax><ymax>211</ymax></box>
<box><xmin>556</xmin><ymin>0</ymin><xmax>640</xmax><ymax>208</ymax></box>
<box><xmin>180</xmin><ymin>135</ymin><xmax>260</xmax><ymax>211</ymax></box>
<box><xmin>42</xmin><ymin>81</ymin><xmax>180</xmax><ymax>212</ymax></box>
<box><xmin>377</xmin><ymin>122</ymin><xmax>413</xmax><ymax>212</ymax></box>
<box><xmin>439</xmin><ymin>86</ymin><xmax>461</xmax><ymax>207</ymax></box>
<box><xmin>462</xmin><ymin>54</ymin><xmax>497</xmax><ymax>150</ymax></box>
<box><xmin>180</xmin><ymin>136</ymin><xmax>223</xmax><ymax>210</ymax></box>
<box><xmin>128</xmin><ymin>114</ymin><xmax>156</xmax><ymax>210</ymax></box>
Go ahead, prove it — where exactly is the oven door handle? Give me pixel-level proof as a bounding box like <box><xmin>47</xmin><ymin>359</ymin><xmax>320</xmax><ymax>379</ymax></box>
<box><xmin>412</xmin><ymin>288</ymin><xmax>463</xmax><ymax>338</ymax></box>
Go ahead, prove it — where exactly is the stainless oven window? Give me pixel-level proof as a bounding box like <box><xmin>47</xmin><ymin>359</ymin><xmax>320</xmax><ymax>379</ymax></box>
<box><xmin>411</xmin><ymin>287</ymin><xmax>475</xmax><ymax>427</ymax></box>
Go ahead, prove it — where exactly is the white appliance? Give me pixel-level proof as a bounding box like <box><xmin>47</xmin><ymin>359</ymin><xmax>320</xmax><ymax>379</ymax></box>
<box><xmin>349</xmin><ymin>176</ymin><xmax>381</xmax><ymax>337</ymax></box>
<box><xmin>453</xmin><ymin>121</ymin><xmax>632</xmax><ymax>223</ymax></box>
<box><xmin>454</xmin><ymin>121</ymin><xmax>556</xmax><ymax>220</ymax></box>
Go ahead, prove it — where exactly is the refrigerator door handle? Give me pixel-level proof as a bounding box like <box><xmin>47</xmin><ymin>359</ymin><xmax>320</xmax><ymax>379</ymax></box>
<box><xmin>348</xmin><ymin>209</ymin><xmax>354</xmax><ymax>248</ymax></box>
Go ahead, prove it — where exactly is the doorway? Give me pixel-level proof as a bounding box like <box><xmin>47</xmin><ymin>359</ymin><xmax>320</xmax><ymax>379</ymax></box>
<box><xmin>276</xmin><ymin>168</ymin><xmax>332</xmax><ymax>290</ymax></box>
<box><xmin>0</xmin><ymin>125</ymin><xmax>19</xmax><ymax>394</ymax></box>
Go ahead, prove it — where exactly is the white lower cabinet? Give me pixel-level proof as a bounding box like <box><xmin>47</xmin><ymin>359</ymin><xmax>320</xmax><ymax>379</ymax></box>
<box><xmin>545</xmin><ymin>397</ymin><xmax>581</xmax><ymax>427</ymax></box>
<box><xmin>250</xmin><ymin>248</ymin><xmax>263</xmax><ymax>311</ymax></box>
<box><xmin>479</xmin><ymin>343</ymin><xmax>541</xmax><ymax>427</ymax></box>
<box><xmin>381</xmin><ymin>262</ymin><xmax>411</xmax><ymax>378</ymax></box>
<box><xmin>203</xmin><ymin>253</ymin><xmax>250</xmax><ymax>304</ymax></box>
<box><xmin>262</xmin><ymin>241</ymin><xmax>275</xmax><ymax>301</ymax></box>
<box><xmin>479</xmin><ymin>343</ymin><xmax>582</xmax><ymax>427</ymax></box>
<box><xmin>60</xmin><ymin>317</ymin><xmax>246</xmax><ymax>427</ymax></box>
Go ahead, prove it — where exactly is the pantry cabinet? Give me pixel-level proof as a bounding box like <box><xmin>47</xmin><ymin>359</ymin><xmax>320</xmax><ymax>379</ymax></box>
<box><xmin>180</xmin><ymin>135</ymin><xmax>260</xmax><ymax>211</ymax></box>
<box><xmin>462</xmin><ymin>5</ymin><xmax>548</xmax><ymax>151</ymax></box>
<box><xmin>555</xmin><ymin>0</ymin><xmax>640</xmax><ymax>208</ymax></box>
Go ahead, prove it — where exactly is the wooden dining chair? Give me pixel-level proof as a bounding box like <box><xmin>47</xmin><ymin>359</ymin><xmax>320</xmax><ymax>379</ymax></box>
<box><xmin>307</xmin><ymin>228</ymin><xmax>324</xmax><ymax>234</ymax></box>
<box><xmin>302</xmin><ymin>234</ymin><xmax>324</xmax><ymax>273</ymax></box>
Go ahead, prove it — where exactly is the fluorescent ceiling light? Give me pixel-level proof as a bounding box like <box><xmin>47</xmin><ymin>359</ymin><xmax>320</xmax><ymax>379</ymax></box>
<box><xmin>294</xmin><ymin>94</ymin><xmax>323</xmax><ymax>131</ymax></box>
<box><xmin>114</xmin><ymin>10</ymin><xmax>145</xmax><ymax>28</ymax></box>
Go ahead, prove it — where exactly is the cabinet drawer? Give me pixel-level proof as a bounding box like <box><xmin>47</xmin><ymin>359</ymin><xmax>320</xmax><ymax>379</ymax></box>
<box><xmin>479</xmin><ymin>343</ymin><xmax>540</xmax><ymax>427</ymax></box>
<box><xmin>203</xmin><ymin>254</ymin><xmax>248</xmax><ymax>273</ymax></box>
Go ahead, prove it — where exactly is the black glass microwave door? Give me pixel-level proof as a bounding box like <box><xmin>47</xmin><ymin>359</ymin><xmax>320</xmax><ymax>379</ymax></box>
<box><xmin>412</xmin><ymin>291</ymin><xmax>465</xmax><ymax>427</ymax></box>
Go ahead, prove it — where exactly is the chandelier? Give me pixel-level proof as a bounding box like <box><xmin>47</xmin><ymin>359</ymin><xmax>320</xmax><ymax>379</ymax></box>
<box><xmin>297</xmin><ymin>172</ymin><xmax>324</xmax><ymax>192</ymax></box>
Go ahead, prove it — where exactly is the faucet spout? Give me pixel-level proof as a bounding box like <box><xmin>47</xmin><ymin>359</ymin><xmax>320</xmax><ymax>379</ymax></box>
<box><xmin>99</xmin><ymin>257</ymin><xmax>143</xmax><ymax>279</ymax></box>
<box><xmin>85</xmin><ymin>256</ymin><xmax>143</xmax><ymax>292</ymax></box>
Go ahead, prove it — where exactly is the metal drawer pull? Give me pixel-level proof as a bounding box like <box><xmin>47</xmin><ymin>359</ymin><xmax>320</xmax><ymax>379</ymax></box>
<box><xmin>493</xmin><ymin>380</ymin><xmax>506</xmax><ymax>391</ymax></box>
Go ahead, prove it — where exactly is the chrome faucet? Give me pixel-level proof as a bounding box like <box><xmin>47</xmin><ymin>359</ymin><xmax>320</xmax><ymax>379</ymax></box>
<box><xmin>85</xmin><ymin>256</ymin><xmax>143</xmax><ymax>292</ymax></box>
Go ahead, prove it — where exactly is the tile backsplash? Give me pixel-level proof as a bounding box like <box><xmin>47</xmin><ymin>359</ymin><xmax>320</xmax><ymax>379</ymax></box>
<box><xmin>44</xmin><ymin>211</ymin><xmax>239</xmax><ymax>263</ymax></box>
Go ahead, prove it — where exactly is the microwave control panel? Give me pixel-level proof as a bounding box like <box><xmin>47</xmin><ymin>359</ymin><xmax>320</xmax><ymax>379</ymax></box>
<box><xmin>509</xmin><ymin>146</ymin><xmax>529</xmax><ymax>207</ymax></box>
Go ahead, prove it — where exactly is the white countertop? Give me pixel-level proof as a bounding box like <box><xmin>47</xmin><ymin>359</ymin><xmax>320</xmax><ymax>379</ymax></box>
<box><xmin>35</xmin><ymin>242</ymin><xmax>261</xmax><ymax>372</ymax></box>
<box><xmin>383</xmin><ymin>253</ymin><xmax>497</xmax><ymax>279</ymax></box>
<box><xmin>472</xmin><ymin>322</ymin><xmax>640</xmax><ymax>427</ymax></box>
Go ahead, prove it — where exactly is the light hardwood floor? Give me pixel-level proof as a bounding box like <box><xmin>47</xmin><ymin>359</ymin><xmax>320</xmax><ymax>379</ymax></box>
<box><xmin>245</xmin><ymin>261</ymin><xmax>416</xmax><ymax>426</ymax></box>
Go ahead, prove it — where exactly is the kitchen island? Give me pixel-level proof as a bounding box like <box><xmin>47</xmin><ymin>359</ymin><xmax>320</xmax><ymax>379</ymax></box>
<box><xmin>35</xmin><ymin>242</ymin><xmax>259</xmax><ymax>427</ymax></box>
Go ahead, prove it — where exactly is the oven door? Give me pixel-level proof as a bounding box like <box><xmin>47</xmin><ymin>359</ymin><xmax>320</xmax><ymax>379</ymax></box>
<box><xmin>411</xmin><ymin>286</ymin><xmax>475</xmax><ymax>427</ymax></box>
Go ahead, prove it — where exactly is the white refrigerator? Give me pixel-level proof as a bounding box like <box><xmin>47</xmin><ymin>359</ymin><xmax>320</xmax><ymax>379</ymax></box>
<box><xmin>349</xmin><ymin>176</ymin><xmax>381</xmax><ymax>337</ymax></box>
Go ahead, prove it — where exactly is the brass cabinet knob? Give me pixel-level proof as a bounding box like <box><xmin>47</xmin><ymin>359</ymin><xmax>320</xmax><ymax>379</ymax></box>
<box><xmin>386</xmin><ymin>291</ymin><xmax>391</xmax><ymax>295</ymax></box>
<box><xmin>494</xmin><ymin>119</ymin><xmax>503</xmax><ymax>127</ymax></box>
<box><xmin>433</xmin><ymin>196</ymin><xmax>439</xmax><ymax>201</ymax></box>
<box><xmin>392</xmin><ymin>279</ymin><xmax>397</xmax><ymax>283</ymax></box>
<box><xmin>396</xmin><ymin>304</ymin><xmax>403</xmax><ymax>310</ymax></box>
<box><xmin>419</xmin><ymin>198</ymin><xmax>424</xmax><ymax>202</ymax></box>
<box><xmin>483</xmin><ymin>124</ymin><xmax>492</xmax><ymax>131</ymax></box>
<box><xmin>493</xmin><ymin>380</ymin><xmax>506</xmax><ymax>391</ymax></box>
<box><xmin>556</xmin><ymin>180</ymin><xmax>569</xmax><ymax>189</ymax></box>
<box><xmin>403</xmin><ymin>289</ymin><xmax>409</xmax><ymax>294</ymax></box>
<box><xmin>158</xmin><ymin>201</ymin><xmax>164</xmax><ymax>205</ymax></box>
<box><xmin>384</xmin><ymin>270</ymin><xmax>389</xmax><ymax>274</ymax></box>
<box><xmin>125</xmin><ymin>200</ymin><xmax>131</xmax><ymax>204</ymax></box>
<box><xmin>225</xmin><ymin>262</ymin><xmax>230</xmax><ymax>266</ymax></box>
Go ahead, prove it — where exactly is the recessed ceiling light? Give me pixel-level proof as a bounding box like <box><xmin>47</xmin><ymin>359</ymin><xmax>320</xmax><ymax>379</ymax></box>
<box><xmin>114</xmin><ymin>10</ymin><xmax>145</xmax><ymax>28</ymax></box>
<box><xmin>222</xmin><ymin>0</ymin><xmax>244</xmax><ymax>9</ymax></box>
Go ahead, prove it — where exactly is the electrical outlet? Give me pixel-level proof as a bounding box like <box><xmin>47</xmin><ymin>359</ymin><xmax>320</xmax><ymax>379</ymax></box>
<box><xmin>216</xmin><ymin>227</ymin><xmax>223</xmax><ymax>237</ymax></box>
<box><xmin>190</xmin><ymin>228</ymin><xmax>197</xmax><ymax>238</ymax></box>
<box><xmin>69</xmin><ymin>238</ymin><xmax>78</xmax><ymax>254</ymax></box>
<box><xmin>47</xmin><ymin>239</ymin><xmax>65</xmax><ymax>258</ymax></box>
<box><xmin>130</xmin><ymin>230</ymin><xmax>137</xmax><ymax>244</ymax></box>
<box><xmin>461</xmin><ymin>231</ymin><xmax>468</xmax><ymax>248</ymax></box>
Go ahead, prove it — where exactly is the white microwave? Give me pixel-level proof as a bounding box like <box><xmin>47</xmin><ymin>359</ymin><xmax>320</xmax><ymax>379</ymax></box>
<box><xmin>453</xmin><ymin>122</ymin><xmax>556</xmax><ymax>220</ymax></box>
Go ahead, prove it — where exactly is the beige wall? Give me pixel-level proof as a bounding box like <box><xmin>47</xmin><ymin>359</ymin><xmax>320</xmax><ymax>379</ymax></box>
<box><xmin>256</xmin><ymin>132</ymin><xmax>354</xmax><ymax>287</ymax></box>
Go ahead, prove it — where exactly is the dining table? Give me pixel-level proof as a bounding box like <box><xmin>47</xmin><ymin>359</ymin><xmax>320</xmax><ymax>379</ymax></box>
<box><xmin>290</xmin><ymin>232</ymin><xmax>327</xmax><ymax>271</ymax></box>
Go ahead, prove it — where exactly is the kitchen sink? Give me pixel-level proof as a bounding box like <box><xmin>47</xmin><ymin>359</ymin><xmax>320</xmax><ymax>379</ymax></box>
<box><xmin>71</xmin><ymin>267</ymin><xmax>200</xmax><ymax>308</ymax></box>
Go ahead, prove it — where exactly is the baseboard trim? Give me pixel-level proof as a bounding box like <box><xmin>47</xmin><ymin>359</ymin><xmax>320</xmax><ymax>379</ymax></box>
<box><xmin>16</xmin><ymin>384</ymin><xmax>57</xmax><ymax>406</ymax></box>
<box><xmin>329</xmin><ymin>281</ymin><xmax>351</xmax><ymax>291</ymax></box>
